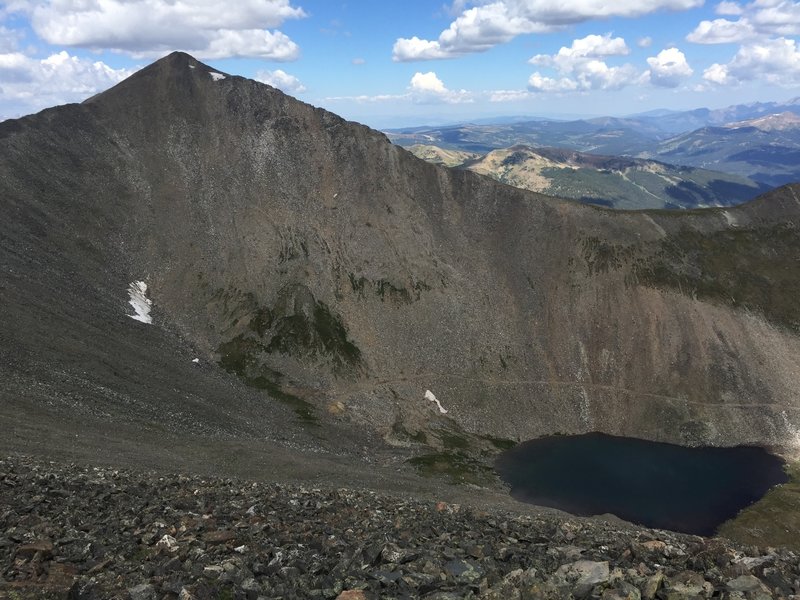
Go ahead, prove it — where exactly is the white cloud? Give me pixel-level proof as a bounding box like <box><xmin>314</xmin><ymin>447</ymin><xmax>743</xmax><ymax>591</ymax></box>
<box><xmin>527</xmin><ymin>65</ymin><xmax>639</xmax><ymax>93</ymax></box>
<box><xmin>638</xmin><ymin>36</ymin><xmax>654</xmax><ymax>48</ymax></box>
<box><xmin>392</xmin><ymin>36</ymin><xmax>453</xmax><ymax>61</ymax></box>
<box><xmin>8</xmin><ymin>0</ymin><xmax>305</xmax><ymax>60</ymax></box>
<box><xmin>0</xmin><ymin>50</ymin><xmax>134</xmax><ymax>120</ymax></box>
<box><xmin>716</xmin><ymin>1</ymin><xmax>744</xmax><ymax>16</ymax></box>
<box><xmin>703</xmin><ymin>36</ymin><xmax>800</xmax><ymax>86</ymax></box>
<box><xmin>644</xmin><ymin>47</ymin><xmax>693</xmax><ymax>87</ymax></box>
<box><xmin>751</xmin><ymin>1</ymin><xmax>800</xmax><ymax>35</ymax></box>
<box><xmin>526</xmin><ymin>33</ymin><xmax>638</xmax><ymax>92</ymax></box>
<box><xmin>196</xmin><ymin>29</ymin><xmax>299</xmax><ymax>61</ymax></box>
<box><xmin>529</xmin><ymin>33</ymin><xmax>629</xmax><ymax>70</ymax></box>
<box><xmin>352</xmin><ymin>57</ymin><xmax>366</xmax><ymax>65</ymax></box>
<box><xmin>528</xmin><ymin>72</ymin><xmax>580</xmax><ymax>92</ymax></box>
<box><xmin>688</xmin><ymin>1</ymin><xmax>800</xmax><ymax>44</ymax></box>
<box><xmin>392</xmin><ymin>0</ymin><xmax>703</xmax><ymax>61</ymax></box>
<box><xmin>409</xmin><ymin>71</ymin><xmax>473</xmax><ymax>103</ymax></box>
<box><xmin>255</xmin><ymin>69</ymin><xmax>306</xmax><ymax>94</ymax></box>
<box><xmin>578</xmin><ymin>60</ymin><xmax>640</xmax><ymax>89</ymax></box>
<box><xmin>410</xmin><ymin>71</ymin><xmax>448</xmax><ymax>94</ymax></box>
<box><xmin>686</xmin><ymin>17</ymin><xmax>756</xmax><ymax>43</ymax></box>
<box><xmin>703</xmin><ymin>62</ymin><xmax>733</xmax><ymax>84</ymax></box>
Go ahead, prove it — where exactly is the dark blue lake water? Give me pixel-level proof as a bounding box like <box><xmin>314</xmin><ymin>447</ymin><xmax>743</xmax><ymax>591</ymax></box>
<box><xmin>494</xmin><ymin>433</ymin><xmax>787</xmax><ymax>535</ymax></box>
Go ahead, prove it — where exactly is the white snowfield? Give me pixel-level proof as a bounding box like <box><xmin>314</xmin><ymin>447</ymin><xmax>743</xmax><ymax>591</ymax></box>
<box><xmin>209</xmin><ymin>72</ymin><xmax>226</xmax><ymax>81</ymax></box>
<box><xmin>425</xmin><ymin>389</ymin><xmax>448</xmax><ymax>414</ymax></box>
<box><xmin>127</xmin><ymin>281</ymin><xmax>152</xmax><ymax>324</ymax></box>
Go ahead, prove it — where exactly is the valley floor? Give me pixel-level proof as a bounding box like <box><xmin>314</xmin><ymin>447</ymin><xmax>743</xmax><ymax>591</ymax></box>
<box><xmin>1</xmin><ymin>455</ymin><xmax>798</xmax><ymax>600</ymax></box>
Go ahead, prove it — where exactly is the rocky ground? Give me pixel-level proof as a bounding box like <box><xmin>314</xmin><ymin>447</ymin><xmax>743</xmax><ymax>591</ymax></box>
<box><xmin>2</xmin><ymin>455</ymin><xmax>798</xmax><ymax>599</ymax></box>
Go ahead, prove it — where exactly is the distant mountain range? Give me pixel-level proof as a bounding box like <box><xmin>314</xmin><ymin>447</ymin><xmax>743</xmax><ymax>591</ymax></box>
<box><xmin>388</xmin><ymin>117</ymin><xmax>664</xmax><ymax>155</ymax></box>
<box><xmin>409</xmin><ymin>144</ymin><xmax>766</xmax><ymax>210</ymax></box>
<box><xmin>641</xmin><ymin>112</ymin><xmax>800</xmax><ymax>188</ymax></box>
<box><xmin>628</xmin><ymin>98</ymin><xmax>800</xmax><ymax>134</ymax></box>
<box><xmin>387</xmin><ymin>99</ymin><xmax>800</xmax><ymax>187</ymax></box>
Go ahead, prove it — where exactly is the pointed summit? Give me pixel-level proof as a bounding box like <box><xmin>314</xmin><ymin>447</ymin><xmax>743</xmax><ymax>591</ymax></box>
<box><xmin>84</xmin><ymin>51</ymin><xmax>232</xmax><ymax>109</ymax></box>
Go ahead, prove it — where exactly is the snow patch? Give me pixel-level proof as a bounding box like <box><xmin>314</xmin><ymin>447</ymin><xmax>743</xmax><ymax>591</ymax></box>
<box><xmin>424</xmin><ymin>390</ymin><xmax>448</xmax><ymax>414</ymax></box>
<box><xmin>127</xmin><ymin>281</ymin><xmax>152</xmax><ymax>324</ymax></box>
<box><xmin>209</xmin><ymin>71</ymin><xmax>226</xmax><ymax>81</ymax></box>
<box><xmin>192</xmin><ymin>358</ymin><xmax>200</xmax><ymax>364</ymax></box>
<box><xmin>189</xmin><ymin>65</ymin><xmax>196</xmax><ymax>69</ymax></box>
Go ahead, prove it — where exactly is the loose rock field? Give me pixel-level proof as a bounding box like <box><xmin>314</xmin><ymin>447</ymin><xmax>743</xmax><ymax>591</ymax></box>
<box><xmin>2</xmin><ymin>456</ymin><xmax>798</xmax><ymax>599</ymax></box>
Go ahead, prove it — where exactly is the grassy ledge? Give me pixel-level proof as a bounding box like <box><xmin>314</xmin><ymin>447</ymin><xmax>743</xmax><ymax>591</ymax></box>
<box><xmin>717</xmin><ymin>461</ymin><xmax>800</xmax><ymax>551</ymax></box>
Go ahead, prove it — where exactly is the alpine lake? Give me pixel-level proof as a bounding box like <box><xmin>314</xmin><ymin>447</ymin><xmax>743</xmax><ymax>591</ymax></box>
<box><xmin>494</xmin><ymin>433</ymin><xmax>788</xmax><ymax>536</ymax></box>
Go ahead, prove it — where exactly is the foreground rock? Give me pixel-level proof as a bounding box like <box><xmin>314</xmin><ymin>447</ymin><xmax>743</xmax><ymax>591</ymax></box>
<box><xmin>1</xmin><ymin>456</ymin><xmax>798</xmax><ymax>599</ymax></box>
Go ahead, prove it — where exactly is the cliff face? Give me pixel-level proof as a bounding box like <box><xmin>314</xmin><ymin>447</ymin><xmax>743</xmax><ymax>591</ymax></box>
<box><xmin>2</xmin><ymin>52</ymin><xmax>800</xmax><ymax>455</ymax></box>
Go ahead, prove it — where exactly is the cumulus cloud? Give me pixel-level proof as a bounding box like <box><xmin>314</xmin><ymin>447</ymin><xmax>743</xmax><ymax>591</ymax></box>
<box><xmin>687</xmin><ymin>17</ymin><xmax>756</xmax><ymax>43</ymax></box>
<box><xmin>687</xmin><ymin>0</ymin><xmax>800</xmax><ymax>44</ymax></box>
<box><xmin>703</xmin><ymin>62</ymin><xmax>733</xmax><ymax>84</ymax></box>
<box><xmin>255</xmin><ymin>69</ymin><xmax>306</xmax><ymax>94</ymax></box>
<box><xmin>409</xmin><ymin>71</ymin><xmax>448</xmax><ymax>94</ymax></box>
<box><xmin>7</xmin><ymin>0</ymin><xmax>306</xmax><ymax>60</ymax></box>
<box><xmin>352</xmin><ymin>57</ymin><xmax>366</xmax><ymax>65</ymax></box>
<box><xmin>0</xmin><ymin>50</ymin><xmax>134</xmax><ymax>119</ymax></box>
<box><xmin>392</xmin><ymin>0</ymin><xmax>703</xmax><ymax>61</ymax></box>
<box><xmin>529</xmin><ymin>33</ymin><xmax>629</xmax><ymax>69</ymax></box>
<box><xmin>409</xmin><ymin>71</ymin><xmax>473</xmax><ymax>103</ymax></box>
<box><xmin>644</xmin><ymin>47</ymin><xmax>693</xmax><ymax>86</ymax></box>
<box><xmin>393</xmin><ymin>36</ymin><xmax>454</xmax><ymax>61</ymax></box>
<box><xmin>638</xmin><ymin>36</ymin><xmax>654</xmax><ymax>48</ymax></box>
<box><xmin>527</xmin><ymin>72</ymin><xmax>580</xmax><ymax>92</ymax></box>
<box><xmin>526</xmin><ymin>33</ymin><xmax>638</xmax><ymax>92</ymax></box>
<box><xmin>703</xmin><ymin>36</ymin><xmax>800</xmax><ymax>86</ymax></box>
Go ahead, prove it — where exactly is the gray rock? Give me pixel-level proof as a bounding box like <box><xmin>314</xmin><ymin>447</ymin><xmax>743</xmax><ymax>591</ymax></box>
<box><xmin>641</xmin><ymin>571</ymin><xmax>664</xmax><ymax>600</ymax></box>
<box><xmin>602</xmin><ymin>582</ymin><xmax>642</xmax><ymax>600</ymax></box>
<box><xmin>551</xmin><ymin>560</ymin><xmax>610</xmax><ymax>597</ymax></box>
<box><xmin>660</xmin><ymin>570</ymin><xmax>712</xmax><ymax>599</ymax></box>
<box><xmin>128</xmin><ymin>583</ymin><xmax>156</xmax><ymax>600</ymax></box>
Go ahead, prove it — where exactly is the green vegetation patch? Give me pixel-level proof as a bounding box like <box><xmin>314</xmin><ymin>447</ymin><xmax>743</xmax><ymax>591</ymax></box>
<box><xmin>718</xmin><ymin>462</ymin><xmax>800</xmax><ymax>551</ymax></box>
<box><xmin>406</xmin><ymin>424</ymin><xmax>517</xmax><ymax>485</ymax></box>
<box><xmin>408</xmin><ymin>452</ymin><xmax>494</xmax><ymax>486</ymax></box>
<box><xmin>217</xmin><ymin>333</ymin><xmax>317</xmax><ymax>425</ymax></box>
<box><xmin>215</xmin><ymin>284</ymin><xmax>364</xmax><ymax>423</ymax></box>
<box><xmin>266</xmin><ymin>300</ymin><xmax>361</xmax><ymax>370</ymax></box>
<box><xmin>635</xmin><ymin>224</ymin><xmax>800</xmax><ymax>331</ymax></box>
<box><xmin>391</xmin><ymin>420</ymin><xmax>428</xmax><ymax>444</ymax></box>
<box><xmin>581</xmin><ymin>236</ymin><xmax>637</xmax><ymax>275</ymax></box>
<box><xmin>437</xmin><ymin>429</ymin><xmax>472</xmax><ymax>451</ymax></box>
<box><xmin>480</xmin><ymin>435</ymin><xmax>518</xmax><ymax>451</ymax></box>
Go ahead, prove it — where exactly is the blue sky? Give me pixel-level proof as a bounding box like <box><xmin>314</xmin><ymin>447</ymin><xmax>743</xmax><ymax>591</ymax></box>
<box><xmin>1</xmin><ymin>1</ymin><xmax>800</xmax><ymax>128</ymax></box>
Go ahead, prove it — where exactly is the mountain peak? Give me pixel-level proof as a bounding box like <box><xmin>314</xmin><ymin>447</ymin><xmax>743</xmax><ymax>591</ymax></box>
<box><xmin>725</xmin><ymin>111</ymin><xmax>800</xmax><ymax>131</ymax></box>
<box><xmin>81</xmin><ymin>49</ymin><xmax>242</xmax><ymax>119</ymax></box>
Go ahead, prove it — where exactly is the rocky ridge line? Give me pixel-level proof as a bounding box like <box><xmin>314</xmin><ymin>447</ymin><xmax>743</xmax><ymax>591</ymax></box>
<box><xmin>1</xmin><ymin>456</ymin><xmax>797</xmax><ymax>599</ymax></box>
